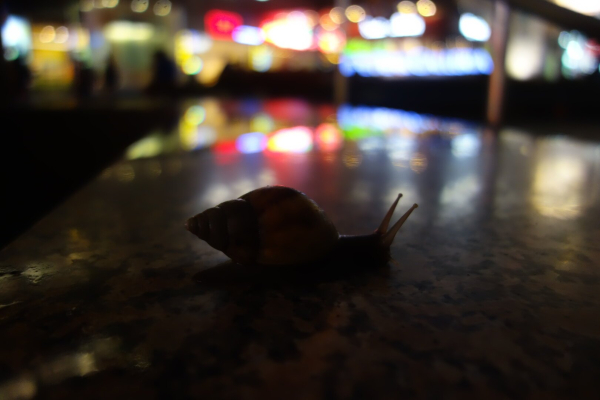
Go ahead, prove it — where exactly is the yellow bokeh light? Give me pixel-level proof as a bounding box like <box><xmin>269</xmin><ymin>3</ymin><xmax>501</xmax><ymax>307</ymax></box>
<box><xmin>345</xmin><ymin>5</ymin><xmax>366</xmax><ymax>23</ymax></box>
<box><xmin>324</xmin><ymin>53</ymin><xmax>340</xmax><ymax>64</ymax></box>
<box><xmin>184</xmin><ymin>105</ymin><xmax>206</xmax><ymax>125</ymax></box>
<box><xmin>398</xmin><ymin>1</ymin><xmax>417</xmax><ymax>14</ymax></box>
<box><xmin>154</xmin><ymin>0</ymin><xmax>172</xmax><ymax>16</ymax></box>
<box><xmin>54</xmin><ymin>26</ymin><xmax>69</xmax><ymax>44</ymax></box>
<box><xmin>410</xmin><ymin>153</ymin><xmax>428</xmax><ymax>173</ymax></box>
<box><xmin>330</xmin><ymin>7</ymin><xmax>345</xmax><ymax>24</ymax></box>
<box><xmin>250</xmin><ymin>113</ymin><xmax>274</xmax><ymax>133</ymax></box>
<box><xmin>320</xmin><ymin>14</ymin><xmax>338</xmax><ymax>31</ymax></box>
<box><xmin>182</xmin><ymin>56</ymin><xmax>203</xmax><ymax>75</ymax></box>
<box><xmin>416</xmin><ymin>0</ymin><xmax>436</xmax><ymax>17</ymax></box>
<box><xmin>196</xmin><ymin>58</ymin><xmax>226</xmax><ymax>86</ymax></box>
<box><xmin>131</xmin><ymin>0</ymin><xmax>149</xmax><ymax>13</ymax></box>
<box><xmin>39</xmin><ymin>26</ymin><xmax>56</xmax><ymax>43</ymax></box>
<box><xmin>102</xmin><ymin>0</ymin><xmax>119</xmax><ymax>8</ymax></box>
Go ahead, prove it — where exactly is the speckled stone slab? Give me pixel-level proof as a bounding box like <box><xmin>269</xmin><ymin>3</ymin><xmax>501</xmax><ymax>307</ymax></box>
<box><xmin>1</xmin><ymin>129</ymin><xmax>600</xmax><ymax>399</ymax></box>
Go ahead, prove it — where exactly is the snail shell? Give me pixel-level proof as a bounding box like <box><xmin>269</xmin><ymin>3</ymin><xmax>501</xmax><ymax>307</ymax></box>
<box><xmin>186</xmin><ymin>186</ymin><xmax>339</xmax><ymax>265</ymax></box>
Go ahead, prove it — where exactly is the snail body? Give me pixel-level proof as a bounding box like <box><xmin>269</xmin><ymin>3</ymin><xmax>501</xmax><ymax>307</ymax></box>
<box><xmin>186</xmin><ymin>185</ymin><xmax>417</xmax><ymax>266</ymax></box>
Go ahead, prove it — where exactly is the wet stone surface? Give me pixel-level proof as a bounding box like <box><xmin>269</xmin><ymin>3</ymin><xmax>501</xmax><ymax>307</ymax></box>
<box><xmin>1</xmin><ymin>114</ymin><xmax>600</xmax><ymax>399</ymax></box>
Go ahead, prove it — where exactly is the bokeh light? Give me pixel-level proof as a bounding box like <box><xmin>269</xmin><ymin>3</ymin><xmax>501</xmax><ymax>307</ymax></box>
<box><xmin>416</xmin><ymin>0</ymin><xmax>437</xmax><ymax>17</ymax></box>
<box><xmin>184</xmin><ymin>105</ymin><xmax>206</xmax><ymax>125</ymax></box>
<box><xmin>459</xmin><ymin>13</ymin><xmax>491</xmax><ymax>42</ymax></box>
<box><xmin>315</xmin><ymin>123</ymin><xmax>343</xmax><ymax>152</ymax></box>
<box><xmin>54</xmin><ymin>26</ymin><xmax>69</xmax><ymax>44</ymax></box>
<box><xmin>345</xmin><ymin>5</ymin><xmax>366</xmax><ymax>23</ymax></box>
<box><xmin>397</xmin><ymin>1</ymin><xmax>417</xmax><ymax>14</ymax></box>
<box><xmin>267</xmin><ymin>126</ymin><xmax>313</xmax><ymax>153</ymax></box>
<box><xmin>236</xmin><ymin>132</ymin><xmax>268</xmax><ymax>154</ymax></box>
<box><xmin>154</xmin><ymin>0</ymin><xmax>172</xmax><ymax>16</ymax></box>
<box><xmin>182</xmin><ymin>56</ymin><xmax>203</xmax><ymax>75</ymax></box>
<box><xmin>102</xmin><ymin>0</ymin><xmax>119</xmax><ymax>8</ymax></box>
<box><xmin>131</xmin><ymin>0</ymin><xmax>149</xmax><ymax>13</ymax></box>
<box><xmin>39</xmin><ymin>26</ymin><xmax>56</xmax><ymax>43</ymax></box>
<box><xmin>330</xmin><ymin>7</ymin><xmax>345</xmax><ymax>24</ymax></box>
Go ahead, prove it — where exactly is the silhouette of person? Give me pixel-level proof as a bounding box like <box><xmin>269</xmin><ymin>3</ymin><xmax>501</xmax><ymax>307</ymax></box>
<box><xmin>104</xmin><ymin>54</ymin><xmax>119</xmax><ymax>92</ymax></box>
<box><xmin>148</xmin><ymin>50</ymin><xmax>176</xmax><ymax>93</ymax></box>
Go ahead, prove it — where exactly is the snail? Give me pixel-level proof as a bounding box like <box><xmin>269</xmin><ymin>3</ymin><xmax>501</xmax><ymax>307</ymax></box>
<box><xmin>185</xmin><ymin>185</ymin><xmax>417</xmax><ymax>266</ymax></box>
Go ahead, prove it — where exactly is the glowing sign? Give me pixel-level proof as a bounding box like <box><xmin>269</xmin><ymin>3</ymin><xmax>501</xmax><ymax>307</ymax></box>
<box><xmin>340</xmin><ymin>45</ymin><xmax>493</xmax><ymax>77</ymax></box>
<box><xmin>232</xmin><ymin>25</ymin><xmax>265</xmax><ymax>46</ymax></box>
<box><xmin>459</xmin><ymin>13</ymin><xmax>491</xmax><ymax>42</ymax></box>
<box><xmin>261</xmin><ymin>11</ymin><xmax>314</xmax><ymax>51</ymax></box>
<box><xmin>390</xmin><ymin>12</ymin><xmax>426</xmax><ymax>37</ymax></box>
<box><xmin>105</xmin><ymin>21</ymin><xmax>154</xmax><ymax>42</ymax></box>
<box><xmin>205</xmin><ymin>10</ymin><xmax>243</xmax><ymax>40</ymax></box>
<box><xmin>358</xmin><ymin>17</ymin><xmax>390</xmax><ymax>40</ymax></box>
<box><xmin>267</xmin><ymin>126</ymin><xmax>313</xmax><ymax>153</ymax></box>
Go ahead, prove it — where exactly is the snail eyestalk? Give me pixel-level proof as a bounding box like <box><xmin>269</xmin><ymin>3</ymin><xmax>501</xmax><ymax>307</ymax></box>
<box><xmin>377</xmin><ymin>193</ymin><xmax>402</xmax><ymax>234</ymax></box>
<box><xmin>382</xmin><ymin>203</ymin><xmax>418</xmax><ymax>248</ymax></box>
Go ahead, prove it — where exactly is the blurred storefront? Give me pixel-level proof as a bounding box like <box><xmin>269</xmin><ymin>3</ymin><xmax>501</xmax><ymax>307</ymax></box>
<box><xmin>1</xmin><ymin>0</ymin><xmax>599</xmax><ymax>117</ymax></box>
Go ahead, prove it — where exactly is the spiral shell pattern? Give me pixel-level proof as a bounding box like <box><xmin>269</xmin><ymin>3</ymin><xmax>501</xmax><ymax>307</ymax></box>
<box><xmin>186</xmin><ymin>186</ymin><xmax>339</xmax><ymax>266</ymax></box>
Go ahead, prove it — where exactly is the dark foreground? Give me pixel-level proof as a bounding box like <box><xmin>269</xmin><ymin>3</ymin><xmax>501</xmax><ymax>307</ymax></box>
<box><xmin>1</xmin><ymin>99</ymin><xmax>600</xmax><ymax>399</ymax></box>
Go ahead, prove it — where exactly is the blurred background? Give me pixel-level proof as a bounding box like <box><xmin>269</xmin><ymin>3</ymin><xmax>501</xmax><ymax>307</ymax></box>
<box><xmin>1</xmin><ymin>0</ymin><xmax>599</xmax><ymax>247</ymax></box>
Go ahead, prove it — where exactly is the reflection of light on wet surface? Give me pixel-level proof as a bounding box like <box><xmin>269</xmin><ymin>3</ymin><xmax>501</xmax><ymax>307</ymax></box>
<box><xmin>351</xmin><ymin>181</ymin><xmax>371</xmax><ymax>203</ymax></box>
<box><xmin>440</xmin><ymin>174</ymin><xmax>480</xmax><ymax>216</ymax></box>
<box><xmin>0</xmin><ymin>337</ymin><xmax>119</xmax><ymax>400</ymax></box>
<box><xmin>203</xmin><ymin>184</ymin><xmax>231</xmax><ymax>205</ymax></box>
<box><xmin>451</xmin><ymin>133</ymin><xmax>481</xmax><ymax>158</ymax></box>
<box><xmin>358</xmin><ymin>136</ymin><xmax>385</xmax><ymax>152</ymax></box>
<box><xmin>387</xmin><ymin>134</ymin><xmax>417</xmax><ymax>165</ymax></box>
<box><xmin>410</xmin><ymin>152</ymin><xmax>428</xmax><ymax>173</ymax></box>
<box><xmin>115</xmin><ymin>164</ymin><xmax>135</xmax><ymax>182</ymax></box>
<box><xmin>343</xmin><ymin>153</ymin><xmax>362</xmax><ymax>168</ymax></box>
<box><xmin>0</xmin><ymin>376</ymin><xmax>36</xmax><ymax>400</ymax></box>
<box><xmin>146</xmin><ymin>160</ymin><xmax>163</xmax><ymax>178</ymax></box>
<box><xmin>533</xmin><ymin>156</ymin><xmax>584</xmax><ymax>219</ymax></box>
<box><xmin>22</xmin><ymin>263</ymin><xmax>52</xmax><ymax>284</ymax></box>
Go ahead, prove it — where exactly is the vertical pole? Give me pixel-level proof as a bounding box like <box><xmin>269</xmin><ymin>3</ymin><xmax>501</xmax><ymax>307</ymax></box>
<box><xmin>487</xmin><ymin>0</ymin><xmax>510</xmax><ymax>126</ymax></box>
<box><xmin>334</xmin><ymin>0</ymin><xmax>349</xmax><ymax>105</ymax></box>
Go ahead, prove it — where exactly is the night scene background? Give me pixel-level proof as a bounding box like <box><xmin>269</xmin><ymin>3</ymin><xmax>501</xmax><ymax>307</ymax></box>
<box><xmin>1</xmin><ymin>1</ymin><xmax>600</xmax><ymax>399</ymax></box>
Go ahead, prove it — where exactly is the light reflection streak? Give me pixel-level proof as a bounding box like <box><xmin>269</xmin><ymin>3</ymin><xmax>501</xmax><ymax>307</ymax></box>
<box><xmin>451</xmin><ymin>133</ymin><xmax>481</xmax><ymax>158</ymax></box>
<box><xmin>0</xmin><ymin>337</ymin><xmax>120</xmax><ymax>400</ymax></box>
<box><xmin>533</xmin><ymin>154</ymin><xmax>585</xmax><ymax>219</ymax></box>
<box><xmin>409</xmin><ymin>152</ymin><xmax>428</xmax><ymax>173</ymax></box>
<box><xmin>440</xmin><ymin>174</ymin><xmax>480</xmax><ymax>216</ymax></box>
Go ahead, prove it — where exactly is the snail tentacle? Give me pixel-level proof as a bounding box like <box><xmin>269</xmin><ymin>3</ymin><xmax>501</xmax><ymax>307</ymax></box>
<box><xmin>377</xmin><ymin>193</ymin><xmax>402</xmax><ymax>234</ymax></box>
<box><xmin>382</xmin><ymin>203</ymin><xmax>418</xmax><ymax>248</ymax></box>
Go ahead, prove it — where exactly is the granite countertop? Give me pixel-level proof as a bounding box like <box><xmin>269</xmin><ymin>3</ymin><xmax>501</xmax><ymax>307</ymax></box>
<box><xmin>1</xmin><ymin>124</ymin><xmax>600</xmax><ymax>399</ymax></box>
